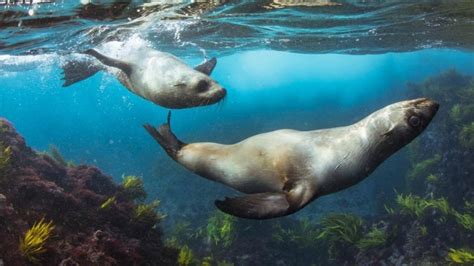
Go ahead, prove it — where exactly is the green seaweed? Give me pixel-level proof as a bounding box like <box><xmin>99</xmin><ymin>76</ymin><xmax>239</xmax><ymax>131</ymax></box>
<box><xmin>453</xmin><ymin>211</ymin><xmax>474</xmax><ymax>231</ymax></box>
<box><xmin>419</xmin><ymin>225</ymin><xmax>428</xmax><ymax>236</ymax></box>
<box><xmin>0</xmin><ymin>142</ymin><xmax>12</xmax><ymax>172</ymax></box>
<box><xmin>465</xmin><ymin>200</ymin><xmax>474</xmax><ymax>213</ymax></box>
<box><xmin>19</xmin><ymin>218</ymin><xmax>55</xmax><ymax>264</ymax></box>
<box><xmin>446</xmin><ymin>248</ymin><xmax>474</xmax><ymax>264</ymax></box>
<box><xmin>206</xmin><ymin>211</ymin><xmax>236</xmax><ymax>248</ymax></box>
<box><xmin>396</xmin><ymin>193</ymin><xmax>473</xmax><ymax>230</ymax></box>
<box><xmin>396</xmin><ymin>193</ymin><xmax>450</xmax><ymax>218</ymax></box>
<box><xmin>177</xmin><ymin>245</ymin><xmax>195</xmax><ymax>266</ymax></box>
<box><xmin>121</xmin><ymin>175</ymin><xmax>147</xmax><ymax>201</ymax></box>
<box><xmin>356</xmin><ymin>227</ymin><xmax>387</xmax><ymax>250</ymax></box>
<box><xmin>133</xmin><ymin>200</ymin><xmax>165</xmax><ymax>227</ymax></box>
<box><xmin>48</xmin><ymin>144</ymin><xmax>75</xmax><ymax>167</ymax></box>
<box><xmin>201</xmin><ymin>256</ymin><xmax>213</xmax><ymax>266</ymax></box>
<box><xmin>315</xmin><ymin>213</ymin><xmax>363</xmax><ymax>259</ymax></box>
<box><xmin>99</xmin><ymin>196</ymin><xmax>116</xmax><ymax>210</ymax></box>
<box><xmin>165</xmin><ymin>221</ymin><xmax>201</xmax><ymax>248</ymax></box>
<box><xmin>459</xmin><ymin>122</ymin><xmax>474</xmax><ymax>149</ymax></box>
<box><xmin>449</xmin><ymin>104</ymin><xmax>474</xmax><ymax>124</ymax></box>
<box><xmin>0</xmin><ymin>120</ymin><xmax>9</xmax><ymax>133</ymax></box>
<box><xmin>384</xmin><ymin>204</ymin><xmax>395</xmax><ymax>214</ymax></box>
<box><xmin>450</xmin><ymin>104</ymin><xmax>463</xmax><ymax>122</ymax></box>
<box><xmin>407</xmin><ymin>154</ymin><xmax>441</xmax><ymax>182</ymax></box>
<box><xmin>49</xmin><ymin>144</ymin><xmax>67</xmax><ymax>166</ymax></box>
<box><xmin>426</xmin><ymin>174</ymin><xmax>439</xmax><ymax>184</ymax></box>
<box><xmin>317</xmin><ymin>213</ymin><xmax>363</xmax><ymax>244</ymax></box>
<box><xmin>272</xmin><ymin>218</ymin><xmax>320</xmax><ymax>249</ymax></box>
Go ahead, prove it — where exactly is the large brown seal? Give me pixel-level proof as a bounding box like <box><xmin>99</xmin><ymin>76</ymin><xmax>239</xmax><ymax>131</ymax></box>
<box><xmin>61</xmin><ymin>46</ymin><xmax>226</xmax><ymax>109</ymax></box>
<box><xmin>144</xmin><ymin>98</ymin><xmax>439</xmax><ymax>219</ymax></box>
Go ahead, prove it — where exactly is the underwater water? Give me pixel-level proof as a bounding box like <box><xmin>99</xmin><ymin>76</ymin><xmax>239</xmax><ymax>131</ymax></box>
<box><xmin>0</xmin><ymin>1</ymin><xmax>474</xmax><ymax>265</ymax></box>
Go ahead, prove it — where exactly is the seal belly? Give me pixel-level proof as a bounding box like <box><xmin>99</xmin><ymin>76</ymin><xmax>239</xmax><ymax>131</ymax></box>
<box><xmin>178</xmin><ymin>132</ymin><xmax>308</xmax><ymax>194</ymax></box>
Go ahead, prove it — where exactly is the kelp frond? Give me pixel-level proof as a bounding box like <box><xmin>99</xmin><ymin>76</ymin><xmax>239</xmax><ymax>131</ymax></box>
<box><xmin>99</xmin><ymin>196</ymin><xmax>116</xmax><ymax>210</ymax></box>
<box><xmin>272</xmin><ymin>218</ymin><xmax>320</xmax><ymax>249</ymax></box>
<box><xmin>19</xmin><ymin>218</ymin><xmax>55</xmax><ymax>263</ymax></box>
<box><xmin>447</xmin><ymin>248</ymin><xmax>474</xmax><ymax>264</ymax></box>
<box><xmin>0</xmin><ymin>142</ymin><xmax>12</xmax><ymax>171</ymax></box>
<box><xmin>48</xmin><ymin>144</ymin><xmax>75</xmax><ymax>167</ymax></box>
<box><xmin>426</xmin><ymin>174</ymin><xmax>439</xmax><ymax>184</ymax></box>
<box><xmin>459</xmin><ymin>122</ymin><xmax>474</xmax><ymax>149</ymax></box>
<box><xmin>177</xmin><ymin>245</ymin><xmax>195</xmax><ymax>266</ymax></box>
<box><xmin>317</xmin><ymin>213</ymin><xmax>363</xmax><ymax>245</ymax></box>
<box><xmin>356</xmin><ymin>227</ymin><xmax>387</xmax><ymax>250</ymax></box>
<box><xmin>121</xmin><ymin>175</ymin><xmax>147</xmax><ymax>200</ymax></box>
<box><xmin>453</xmin><ymin>212</ymin><xmax>474</xmax><ymax>231</ymax></box>
<box><xmin>133</xmin><ymin>200</ymin><xmax>165</xmax><ymax>226</ymax></box>
<box><xmin>407</xmin><ymin>154</ymin><xmax>441</xmax><ymax>181</ymax></box>
<box><xmin>206</xmin><ymin>211</ymin><xmax>236</xmax><ymax>248</ymax></box>
<box><xmin>396</xmin><ymin>193</ymin><xmax>450</xmax><ymax>218</ymax></box>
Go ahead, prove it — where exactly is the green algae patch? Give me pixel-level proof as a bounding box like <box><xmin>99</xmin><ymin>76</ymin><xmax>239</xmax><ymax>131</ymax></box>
<box><xmin>121</xmin><ymin>175</ymin><xmax>147</xmax><ymax>201</ymax></box>
<box><xmin>459</xmin><ymin>122</ymin><xmax>474</xmax><ymax>149</ymax></box>
<box><xmin>356</xmin><ymin>227</ymin><xmax>388</xmax><ymax>250</ymax></box>
<box><xmin>447</xmin><ymin>248</ymin><xmax>474</xmax><ymax>264</ymax></box>
<box><xmin>19</xmin><ymin>218</ymin><xmax>55</xmax><ymax>264</ymax></box>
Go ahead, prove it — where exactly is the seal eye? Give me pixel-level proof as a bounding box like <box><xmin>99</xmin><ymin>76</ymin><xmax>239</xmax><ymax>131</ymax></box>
<box><xmin>409</xmin><ymin>115</ymin><xmax>421</xmax><ymax>127</ymax></box>
<box><xmin>196</xmin><ymin>80</ymin><xmax>209</xmax><ymax>93</ymax></box>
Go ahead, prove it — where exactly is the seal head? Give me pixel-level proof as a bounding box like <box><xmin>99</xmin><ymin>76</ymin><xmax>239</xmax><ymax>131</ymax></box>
<box><xmin>358</xmin><ymin>98</ymin><xmax>439</xmax><ymax>171</ymax></box>
<box><xmin>156</xmin><ymin>65</ymin><xmax>227</xmax><ymax>108</ymax></box>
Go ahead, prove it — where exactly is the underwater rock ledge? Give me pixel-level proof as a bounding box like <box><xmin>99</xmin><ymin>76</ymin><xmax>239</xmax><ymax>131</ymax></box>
<box><xmin>0</xmin><ymin>118</ymin><xmax>177</xmax><ymax>265</ymax></box>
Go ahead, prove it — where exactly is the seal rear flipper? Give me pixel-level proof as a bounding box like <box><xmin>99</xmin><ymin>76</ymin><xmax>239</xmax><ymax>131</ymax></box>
<box><xmin>143</xmin><ymin>112</ymin><xmax>185</xmax><ymax>160</ymax></box>
<box><xmin>84</xmin><ymin>49</ymin><xmax>133</xmax><ymax>76</ymax></box>
<box><xmin>215</xmin><ymin>192</ymin><xmax>292</xmax><ymax>219</ymax></box>
<box><xmin>194</xmin><ymin>57</ymin><xmax>217</xmax><ymax>75</ymax></box>
<box><xmin>61</xmin><ymin>60</ymin><xmax>102</xmax><ymax>87</ymax></box>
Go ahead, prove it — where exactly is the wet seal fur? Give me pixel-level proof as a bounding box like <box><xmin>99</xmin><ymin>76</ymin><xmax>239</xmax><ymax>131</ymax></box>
<box><xmin>144</xmin><ymin>98</ymin><xmax>439</xmax><ymax>219</ymax></box>
<box><xmin>61</xmin><ymin>47</ymin><xmax>226</xmax><ymax>109</ymax></box>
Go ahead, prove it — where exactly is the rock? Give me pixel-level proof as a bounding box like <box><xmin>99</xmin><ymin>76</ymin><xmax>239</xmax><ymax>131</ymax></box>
<box><xmin>0</xmin><ymin>118</ymin><xmax>178</xmax><ymax>265</ymax></box>
<box><xmin>0</xmin><ymin>194</ymin><xmax>6</xmax><ymax>210</ymax></box>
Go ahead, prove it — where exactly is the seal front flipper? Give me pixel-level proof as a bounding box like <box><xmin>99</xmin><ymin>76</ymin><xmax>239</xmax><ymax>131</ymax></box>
<box><xmin>194</xmin><ymin>57</ymin><xmax>217</xmax><ymax>75</ymax></box>
<box><xmin>215</xmin><ymin>192</ymin><xmax>292</xmax><ymax>219</ymax></box>
<box><xmin>61</xmin><ymin>60</ymin><xmax>102</xmax><ymax>87</ymax></box>
<box><xmin>215</xmin><ymin>181</ymin><xmax>315</xmax><ymax>219</ymax></box>
<box><xmin>143</xmin><ymin>112</ymin><xmax>185</xmax><ymax>160</ymax></box>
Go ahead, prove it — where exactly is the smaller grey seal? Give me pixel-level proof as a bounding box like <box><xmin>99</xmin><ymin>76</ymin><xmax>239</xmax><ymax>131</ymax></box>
<box><xmin>61</xmin><ymin>47</ymin><xmax>226</xmax><ymax>109</ymax></box>
<box><xmin>144</xmin><ymin>98</ymin><xmax>439</xmax><ymax>219</ymax></box>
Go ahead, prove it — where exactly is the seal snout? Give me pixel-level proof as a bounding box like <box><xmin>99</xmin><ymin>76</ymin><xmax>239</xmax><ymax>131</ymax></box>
<box><xmin>415</xmin><ymin>98</ymin><xmax>439</xmax><ymax>112</ymax></box>
<box><xmin>220</xmin><ymin>88</ymin><xmax>227</xmax><ymax>98</ymax></box>
<box><xmin>214</xmin><ymin>87</ymin><xmax>227</xmax><ymax>102</ymax></box>
<box><xmin>411</xmin><ymin>98</ymin><xmax>439</xmax><ymax>124</ymax></box>
<box><xmin>414</xmin><ymin>98</ymin><xmax>438</xmax><ymax>108</ymax></box>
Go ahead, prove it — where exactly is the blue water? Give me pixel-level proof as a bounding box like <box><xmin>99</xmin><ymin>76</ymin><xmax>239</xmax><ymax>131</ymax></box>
<box><xmin>1</xmin><ymin>48</ymin><xmax>473</xmax><ymax>224</ymax></box>
<box><xmin>1</xmin><ymin>1</ymin><xmax>474</xmax><ymax>264</ymax></box>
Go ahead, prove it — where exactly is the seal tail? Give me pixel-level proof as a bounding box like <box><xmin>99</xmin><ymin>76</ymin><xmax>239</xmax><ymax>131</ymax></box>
<box><xmin>143</xmin><ymin>111</ymin><xmax>185</xmax><ymax>160</ymax></box>
<box><xmin>61</xmin><ymin>59</ymin><xmax>102</xmax><ymax>87</ymax></box>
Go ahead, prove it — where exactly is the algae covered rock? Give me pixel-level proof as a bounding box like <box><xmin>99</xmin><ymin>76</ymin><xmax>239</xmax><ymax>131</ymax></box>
<box><xmin>0</xmin><ymin>118</ymin><xmax>177</xmax><ymax>265</ymax></box>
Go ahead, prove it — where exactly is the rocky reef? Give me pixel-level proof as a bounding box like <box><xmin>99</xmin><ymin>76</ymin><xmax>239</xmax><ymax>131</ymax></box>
<box><xmin>0</xmin><ymin>119</ymin><xmax>177</xmax><ymax>265</ymax></box>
